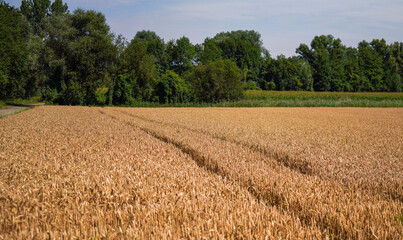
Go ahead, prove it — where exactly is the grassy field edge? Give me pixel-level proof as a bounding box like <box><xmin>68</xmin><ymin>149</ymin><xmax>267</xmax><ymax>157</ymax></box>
<box><xmin>3</xmin><ymin>91</ymin><xmax>402</xmax><ymax>108</ymax></box>
<box><xmin>118</xmin><ymin>91</ymin><xmax>403</xmax><ymax>108</ymax></box>
<box><xmin>0</xmin><ymin>96</ymin><xmax>42</xmax><ymax>109</ymax></box>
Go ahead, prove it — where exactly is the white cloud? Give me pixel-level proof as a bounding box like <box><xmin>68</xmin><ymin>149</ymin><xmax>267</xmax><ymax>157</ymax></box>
<box><xmin>7</xmin><ymin>0</ymin><xmax>403</xmax><ymax>57</ymax></box>
<box><xmin>166</xmin><ymin>1</ymin><xmax>257</xmax><ymax>21</ymax></box>
<box><xmin>165</xmin><ymin>0</ymin><xmax>403</xmax><ymax>24</ymax></box>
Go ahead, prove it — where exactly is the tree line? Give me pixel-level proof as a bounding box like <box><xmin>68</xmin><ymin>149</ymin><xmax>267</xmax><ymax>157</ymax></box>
<box><xmin>1</xmin><ymin>0</ymin><xmax>402</xmax><ymax>105</ymax></box>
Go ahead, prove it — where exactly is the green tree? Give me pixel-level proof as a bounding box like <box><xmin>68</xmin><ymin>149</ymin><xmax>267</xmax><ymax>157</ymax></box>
<box><xmin>393</xmin><ymin>42</ymin><xmax>402</xmax><ymax>91</ymax></box>
<box><xmin>41</xmin><ymin>10</ymin><xmax>75</xmax><ymax>95</ymax></box>
<box><xmin>297</xmin><ymin>35</ymin><xmax>348</xmax><ymax>91</ymax></box>
<box><xmin>132</xmin><ymin>30</ymin><xmax>165</xmax><ymax>66</ymax></box>
<box><xmin>262</xmin><ymin>55</ymin><xmax>313</xmax><ymax>91</ymax></box>
<box><xmin>344</xmin><ymin>47</ymin><xmax>363</xmax><ymax>91</ymax></box>
<box><xmin>113</xmin><ymin>34</ymin><xmax>127</xmax><ymax>57</ymax></box>
<box><xmin>212</xmin><ymin>30</ymin><xmax>264</xmax><ymax>82</ymax></box>
<box><xmin>393</xmin><ymin>42</ymin><xmax>403</xmax><ymax>78</ymax></box>
<box><xmin>155</xmin><ymin>70</ymin><xmax>192</xmax><ymax>103</ymax></box>
<box><xmin>165</xmin><ymin>36</ymin><xmax>195</xmax><ymax>75</ymax></box>
<box><xmin>50</xmin><ymin>0</ymin><xmax>67</xmax><ymax>15</ymax></box>
<box><xmin>358</xmin><ymin>40</ymin><xmax>384</xmax><ymax>91</ymax></box>
<box><xmin>297</xmin><ymin>35</ymin><xmax>331</xmax><ymax>91</ymax></box>
<box><xmin>187</xmin><ymin>59</ymin><xmax>243</xmax><ymax>102</ymax></box>
<box><xmin>109</xmin><ymin>73</ymin><xmax>133</xmax><ymax>105</ymax></box>
<box><xmin>329</xmin><ymin>38</ymin><xmax>347</xmax><ymax>91</ymax></box>
<box><xmin>119</xmin><ymin>41</ymin><xmax>157</xmax><ymax>101</ymax></box>
<box><xmin>291</xmin><ymin>57</ymin><xmax>314</xmax><ymax>91</ymax></box>
<box><xmin>54</xmin><ymin>9</ymin><xmax>116</xmax><ymax>105</ymax></box>
<box><xmin>0</xmin><ymin>1</ymin><xmax>30</xmax><ymax>99</ymax></box>
<box><xmin>276</xmin><ymin>55</ymin><xmax>300</xmax><ymax>91</ymax></box>
<box><xmin>24</xmin><ymin>34</ymin><xmax>46</xmax><ymax>98</ymax></box>
<box><xmin>20</xmin><ymin>0</ymin><xmax>51</xmax><ymax>36</ymax></box>
<box><xmin>197</xmin><ymin>38</ymin><xmax>222</xmax><ymax>64</ymax></box>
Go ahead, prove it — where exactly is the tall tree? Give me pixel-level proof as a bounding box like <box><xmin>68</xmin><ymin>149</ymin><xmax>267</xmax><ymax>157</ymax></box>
<box><xmin>292</xmin><ymin>57</ymin><xmax>314</xmax><ymax>91</ymax></box>
<box><xmin>155</xmin><ymin>70</ymin><xmax>192</xmax><ymax>104</ymax></box>
<box><xmin>50</xmin><ymin>0</ymin><xmax>68</xmax><ymax>15</ymax></box>
<box><xmin>297</xmin><ymin>35</ymin><xmax>346</xmax><ymax>91</ymax></box>
<box><xmin>344</xmin><ymin>47</ymin><xmax>363</xmax><ymax>91</ymax></box>
<box><xmin>310</xmin><ymin>36</ymin><xmax>332</xmax><ymax>91</ymax></box>
<box><xmin>383</xmin><ymin>42</ymin><xmax>401</xmax><ymax>92</ymax></box>
<box><xmin>262</xmin><ymin>55</ymin><xmax>313</xmax><ymax>91</ymax></box>
<box><xmin>55</xmin><ymin>9</ymin><xmax>116</xmax><ymax>105</ymax></box>
<box><xmin>212</xmin><ymin>30</ymin><xmax>264</xmax><ymax>82</ymax></box>
<box><xmin>20</xmin><ymin>0</ymin><xmax>51</xmax><ymax>36</ymax></box>
<box><xmin>187</xmin><ymin>59</ymin><xmax>243</xmax><ymax>102</ymax></box>
<box><xmin>358</xmin><ymin>40</ymin><xmax>384</xmax><ymax>91</ymax></box>
<box><xmin>328</xmin><ymin>38</ymin><xmax>347</xmax><ymax>91</ymax></box>
<box><xmin>41</xmin><ymin>9</ymin><xmax>75</xmax><ymax>95</ymax></box>
<box><xmin>196</xmin><ymin>38</ymin><xmax>222</xmax><ymax>64</ymax></box>
<box><xmin>0</xmin><ymin>1</ymin><xmax>30</xmax><ymax>99</ymax></box>
<box><xmin>131</xmin><ymin>30</ymin><xmax>165</xmax><ymax>71</ymax></box>
<box><xmin>17</xmin><ymin>0</ymin><xmax>70</xmax><ymax>100</ymax></box>
<box><xmin>119</xmin><ymin>40</ymin><xmax>157</xmax><ymax>101</ymax></box>
<box><xmin>165</xmin><ymin>36</ymin><xmax>195</xmax><ymax>75</ymax></box>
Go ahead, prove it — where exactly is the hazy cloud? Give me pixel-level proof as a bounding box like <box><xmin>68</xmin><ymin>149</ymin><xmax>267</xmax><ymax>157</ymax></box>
<box><xmin>5</xmin><ymin>0</ymin><xmax>403</xmax><ymax>56</ymax></box>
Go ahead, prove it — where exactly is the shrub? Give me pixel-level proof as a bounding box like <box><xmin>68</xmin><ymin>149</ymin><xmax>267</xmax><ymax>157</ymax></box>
<box><xmin>245</xmin><ymin>80</ymin><xmax>261</xmax><ymax>90</ymax></box>
<box><xmin>41</xmin><ymin>86</ymin><xmax>58</xmax><ymax>102</ymax></box>
<box><xmin>155</xmin><ymin>70</ymin><xmax>193</xmax><ymax>104</ymax></box>
<box><xmin>109</xmin><ymin>74</ymin><xmax>133</xmax><ymax>105</ymax></box>
<box><xmin>55</xmin><ymin>80</ymin><xmax>85</xmax><ymax>105</ymax></box>
<box><xmin>265</xmin><ymin>81</ymin><xmax>276</xmax><ymax>90</ymax></box>
<box><xmin>95</xmin><ymin>88</ymin><xmax>108</xmax><ymax>105</ymax></box>
<box><xmin>187</xmin><ymin>59</ymin><xmax>244</xmax><ymax>102</ymax></box>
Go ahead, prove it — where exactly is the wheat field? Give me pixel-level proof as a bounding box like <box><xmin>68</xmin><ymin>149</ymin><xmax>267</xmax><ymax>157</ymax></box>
<box><xmin>0</xmin><ymin>106</ymin><xmax>402</xmax><ymax>239</ymax></box>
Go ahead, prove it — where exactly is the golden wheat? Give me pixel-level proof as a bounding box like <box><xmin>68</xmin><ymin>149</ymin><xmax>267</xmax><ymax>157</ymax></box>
<box><xmin>1</xmin><ymin>106</ymin><xmax>402</xmax><ymax>239</ymax></box>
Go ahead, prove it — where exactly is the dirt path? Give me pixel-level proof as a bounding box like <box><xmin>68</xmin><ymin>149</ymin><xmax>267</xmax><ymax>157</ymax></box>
<box><xmin>0</xmin><ymin>103</ymin><xmax>45</xmax><ymax>117</ymax></box>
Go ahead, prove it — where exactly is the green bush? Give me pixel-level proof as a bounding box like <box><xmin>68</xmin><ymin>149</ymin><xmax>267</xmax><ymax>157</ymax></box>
<box><xmin>55</xmin><ymin>80</ymin><xmax>85</xmax><ymax>105</ymax></box>
<box><xmin>41</xmin><ymin>86</ymin><xmax>58</xmax><ymax>102</ymax></box>
<box><xmin>265</xmin><ymin>81</ymin><xmax>276</xmax><ymax>90</ymax></box>
<box><xmin>155</xmin><ymin>70</ymin><xmax>193</xmax><ymax>103</ymax></box>
<box><xmin>245</xmin><ymin>80</ymin><xmax>261</xmax><ymax>90</ymax></box>
<box><xmin>0</xmin><ymin>69</ymin><xmax>8</xmax><ymax>99</ymax></box>
<box><xmin>109</xmin><ymin>74</ymin><xmax>133</xmax><ymax>105</ymax></box>
<box><xmin>95</xmin><ymin>88</ymin><xmax>108</xmax><ymax>105</ymax></box>
<box><xmin>187</xmin><ymin>59</ymin><xmax>244</xmax><ymax>102</ymax></box>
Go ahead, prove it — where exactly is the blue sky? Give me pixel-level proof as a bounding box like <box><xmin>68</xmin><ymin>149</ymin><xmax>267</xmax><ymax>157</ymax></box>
<box><xmin>7</xmin><ymin>0</ymin><xmax>403</xmax><ymax>57</ymax></box>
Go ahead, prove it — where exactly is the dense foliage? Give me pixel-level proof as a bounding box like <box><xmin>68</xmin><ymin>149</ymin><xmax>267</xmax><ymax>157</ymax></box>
<box><xmin>0</xmin><ymin>0</ymin><xmax>402</xmax><ymax>105</ymax></box>
<box><xmin>187</xmin><ymin>59</ymin><xmax>244</xmax><ymax>102</ymax></box>
<box><xmin>0</xmin><ymin>0</ymin><xmax>29</xmax><ymax>99</ymax></box>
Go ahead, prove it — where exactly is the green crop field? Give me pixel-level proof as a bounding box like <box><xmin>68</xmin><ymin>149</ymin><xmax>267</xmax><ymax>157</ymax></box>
<box><xmin>241</xmin><ymin>90</ymin><xmax>403</xmax><ymax>107</ymax></box>
<box><xmin>121</xmin><ymin>91</ymin><xmax>403</xmax><ymax>108</ymax></box>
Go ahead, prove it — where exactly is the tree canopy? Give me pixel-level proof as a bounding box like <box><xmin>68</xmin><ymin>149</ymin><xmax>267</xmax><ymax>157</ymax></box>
<box><xmin>0</xmin><ymin>1</ymin><xmax>401</xmax><ymax>105</ymax></box>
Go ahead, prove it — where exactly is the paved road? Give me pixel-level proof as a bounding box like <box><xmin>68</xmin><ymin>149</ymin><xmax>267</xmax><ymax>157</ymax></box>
<box><xmin>0</xmin><ymin>103</ymin><xmax>45</xmax><ymax>117</ymax></box>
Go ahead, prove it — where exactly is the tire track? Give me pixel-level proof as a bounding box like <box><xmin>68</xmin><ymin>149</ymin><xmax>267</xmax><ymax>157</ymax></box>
<box><xmin>111</xmin><ymin>108</ymin><xmax>314</xmax><ymax>175</ymax></box>
<box><xmin>100</xmin><ymin>108</ymin><xmax>403</xmax><ymax>239</ymax></box>
<box><xmin>111</xmin><ymin>108</ymin><xmax>403</xmax><ymax>202</ymax></box>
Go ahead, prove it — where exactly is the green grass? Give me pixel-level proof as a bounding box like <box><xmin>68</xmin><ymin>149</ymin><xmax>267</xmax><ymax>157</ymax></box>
<box><xmin>0</xmin><ymin>96</ymin><xmax>42</xmax><ymax>109</ymax></box>
<box><xmin>242</xmin><ymin>90</ymin><xmax>403</xmax><ymax>107</ymax></box>
<box><xmin>28</xmin><ymin>91</ymin><xmax>402</xmax><ymax>108</ymax></box>
<box><xmin>245</xmin><ymin>90</ymin><xmax>403</xmax><ymax>100</ymax></box>
<box><xmin>117</xmin><ymin>91</ymin><xmax>403</xmax><ymax>108</ymax></box>
<box><xmin>0</xmin><ymin>106</ymin><xmax>35</xmax><ymax>119</ymax></box>
<box><xmin>0</xmin><ymin>101</ymin><xmax>7</xmax><ymax>109</ymax></box>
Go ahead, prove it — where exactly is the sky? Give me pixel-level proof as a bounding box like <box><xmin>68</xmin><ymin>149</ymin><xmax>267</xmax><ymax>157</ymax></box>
<box><xmin>7</xmin><ymin>0</ymin><xmax>403</xmax><ymax>57</ymax></box>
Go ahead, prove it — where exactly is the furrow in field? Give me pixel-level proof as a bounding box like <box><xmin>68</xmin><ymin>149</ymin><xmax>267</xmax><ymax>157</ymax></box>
<box><xmin>115</xmin><ymin>108</ymin><xmax>314</xmax><ymax>176</ymax></box>
<box><xmin>117</xmin><ymin>108</ymin><xmax>403</xmax><ymax>201</ymax></box>
<box><xmin>103</xmin><ymin>107</ymin><xmax>403</xmax><ymax>239</ymax></box>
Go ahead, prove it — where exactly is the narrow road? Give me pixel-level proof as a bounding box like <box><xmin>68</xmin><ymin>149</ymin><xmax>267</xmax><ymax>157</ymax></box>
<box><xmin>0</xmin><ymin>103</ymin><xmax>45</xmax><ymax>118</ymax></box>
